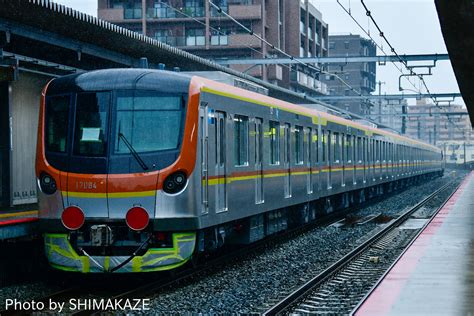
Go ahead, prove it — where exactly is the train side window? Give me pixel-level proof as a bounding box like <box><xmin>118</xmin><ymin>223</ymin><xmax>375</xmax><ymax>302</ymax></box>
<box><xmin>322</xmin><ymin>130</ymin><xmax>326</xmax><ymax>162</ymax></box>
<box><xmin>333</xmin><ymin>132</ymin><xmax>340</xmax><ymax>162</ymax></box>
<box><xmin>346</xmin><ymin>134</ymin><xmax>352</xmax><ymax>162</ymax></box>
<box><xmin>328</xmin><ymin>131</ymin><xmax>332</xmax><ymax>163</ymax></box>
<box><xmin>315</xmin><ymin>130</ymin><xmax>319</xmax><ymax>163</ymax></box>
<box><xmin>234</xmin><ymin>115</ymin><xmax>249</xmax><ymax>166</ymax></box>
<box><xmin>295</xmin><ymin>125</ymin><xmax>304</xmax><ymax>165</ymax></box>
<box><xmin>284</xmin><ymin>123</ymin><xmax>291</xmax><ymax>164</ymax></box>
<box><xmin>307</xmin><ymin>127</ymin><xmax>312</xmax><ymax>164</ymax></box>
<box><xmin>269</xmin><ymin>120</ymin><xmax>280</xmax><ymax>165</ymax></box>
<box><xmin>357</xmin><ymin>137</ymin><xmax>362</xmax><ymax>162</ymax></box>
<box><xmin>219</xmin><ymin>117</ymin><xmax>225</xmax><ymax>167</ymax></box>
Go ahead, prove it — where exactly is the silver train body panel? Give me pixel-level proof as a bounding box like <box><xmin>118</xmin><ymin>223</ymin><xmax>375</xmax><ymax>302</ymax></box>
<box><xmin>154</xmin><ymin>90</ymin><xmax>443</xmax><ymax>230</ymax></box>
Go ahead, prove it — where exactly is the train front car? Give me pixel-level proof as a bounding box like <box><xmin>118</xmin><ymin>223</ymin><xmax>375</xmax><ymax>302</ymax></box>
<box><xmin>36</xmin><ymin>69</ymin><xmax>200</xmax><ymax>273</ymax></box>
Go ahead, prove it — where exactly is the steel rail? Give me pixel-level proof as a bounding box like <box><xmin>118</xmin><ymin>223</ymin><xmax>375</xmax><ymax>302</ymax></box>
<box><xmin>262</xmin><ymin>180</ymin><xmax>458</xmax><ymax>316</ymax></box>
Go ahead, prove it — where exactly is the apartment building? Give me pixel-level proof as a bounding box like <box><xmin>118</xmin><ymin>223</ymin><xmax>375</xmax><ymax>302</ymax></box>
<box><xmin>98</xmin><ymin>0</ymin><xmax>329</xmax><ymax>96</ymax></box>
<box><xmin>321</xmin><ymin>34</ymin><xmax>377</xmax><ymax>115</ymax></box>
<box><xmin>406</xmin><ymin>99</ymin><xmax>473</xmax><ymax>145</ymax></box>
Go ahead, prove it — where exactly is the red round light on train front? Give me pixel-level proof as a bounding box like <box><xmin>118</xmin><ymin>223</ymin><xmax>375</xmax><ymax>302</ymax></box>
<box><xmin>61</xmin><ymin>206</ymin><xmax>85</xmax><ymax>230</ymax></box>
<box><xmin>126</xmin><ymin>207</ymin><xmax>149</xmax><ymax>231</ymax></box>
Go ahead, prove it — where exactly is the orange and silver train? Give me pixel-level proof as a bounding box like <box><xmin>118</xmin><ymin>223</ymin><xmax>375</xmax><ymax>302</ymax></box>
<box><xmin>36</xmin><ymin>69</ymin><xmax>444</xmax><ymax>273</ymax></box>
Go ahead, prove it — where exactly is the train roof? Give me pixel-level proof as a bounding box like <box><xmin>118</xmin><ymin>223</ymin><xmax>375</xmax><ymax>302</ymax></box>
<box><xmin>192</xmin><ymin>75</ymin><xmax>441</xmax><ymax>153</ymax></box>
<box><xmin>46</xmin><ymin>68</ymin><xmax>191</xmax><ymax>95</ymax></box>
<box><xmin>47</xmin><ymin>69</ymin><xmax>439</xmax><ymax>152</ymax></box>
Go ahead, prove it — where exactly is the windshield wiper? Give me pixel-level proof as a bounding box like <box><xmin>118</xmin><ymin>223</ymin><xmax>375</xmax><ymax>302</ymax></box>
<box><xmin>118</xmin><ymin>132</ymin><xmax>149</xmax><ymax>171</ymax></box>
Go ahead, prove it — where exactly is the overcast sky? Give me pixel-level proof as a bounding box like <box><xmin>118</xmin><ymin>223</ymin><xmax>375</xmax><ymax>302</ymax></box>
<box><xmin>53</xmin><ymin>0</ymin><xmax>463</xmax><ymax>106</ymax></box>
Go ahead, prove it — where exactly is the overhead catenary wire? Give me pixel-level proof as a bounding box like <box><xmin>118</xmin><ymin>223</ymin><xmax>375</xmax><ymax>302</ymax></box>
<box><xmin>208</xmin><ymin>0</ymin><xmax>373</xmax><ymax>103</ymax></box>
<box><xmin>336</xmin><ymin>0</ymin><xmax>420</xmax><ymax>93</ymax></box>
<box><xmin>358</xmin><ymin>0</ymin><xmax>464</xmax><ymax>132</ymax></box>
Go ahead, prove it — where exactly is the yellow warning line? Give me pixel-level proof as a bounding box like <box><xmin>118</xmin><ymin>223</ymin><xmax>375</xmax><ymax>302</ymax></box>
<box><xmin>0</xmin><ymin>210</ymin><xmax>38</xmax><ymax>219</ymax></box>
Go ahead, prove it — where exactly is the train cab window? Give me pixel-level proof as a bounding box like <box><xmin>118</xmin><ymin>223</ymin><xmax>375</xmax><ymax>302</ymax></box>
<box><xmin>234</xmin><ymin>115</ymin><xmax>249</xmax><ymax>166</ymax></box>
<box><xmin>73</xmin><ymin>92</ymin><xmax>110</xmax><ymax>157</ymax></box>
<box><xmin>269</xmin><ymin>121</ymin><xmax>280</xmax><ymax>165</ymax></box>
<box><xmin>115</xmin><ymin>91</ymin><xmax>184</xmax><ymax>154</ymax></box>
<box><xmin>46</xmin><ymin>95</ymin><xmax>70</xmax><ymax>153</ymax></box>
<box><xmin>295</xmin><ymin>126</ymin><xmax>304</xmax><ymax>165</ymax></box>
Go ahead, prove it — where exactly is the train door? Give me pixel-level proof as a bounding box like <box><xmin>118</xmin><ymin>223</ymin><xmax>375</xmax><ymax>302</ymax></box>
<box><xmin>199</xmin><ymin>104</ymin><xmax>209</xmax><ymax>214</ymax></box>
<box><xmin>305</xmin><ymin>127</ymin><xmax>312</xmax><ymax>194</ymax></box>
<box><xmin>283</xmin><ymin>123</ymin><xmax>291</xmax><ymax>198</ymax></box>
<box><xmin>255</xmin><ymin>118</ymin><xmax>264</xmax><ymax>204</ymax></box>
<box><xmin>215</xmin><ymin>111</ymin><xmax>227</xmax><ymax>212</ymax></box>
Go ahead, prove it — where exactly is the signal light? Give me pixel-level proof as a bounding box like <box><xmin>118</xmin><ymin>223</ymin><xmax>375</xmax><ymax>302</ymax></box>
<box><xmin>61</xmin><ymin>206</ymin><xmax>85</xmax><ymax>230</ymax></box>
<box><xmin>39</xmin><ymin>172</ymin><xmax>57</xmax><ymax>195</ymax></box>
<box><xmin>126</xmin><ymin>207</ymin><xmax>149</xmax><ymax>231</ymax></box>
<box><xmin>163</xmin><ymin>171</ymin><xmax>187</xmax><ymax>194</ymax></box>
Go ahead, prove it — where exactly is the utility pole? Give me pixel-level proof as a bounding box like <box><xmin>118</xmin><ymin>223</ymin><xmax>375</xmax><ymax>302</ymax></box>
<box><xmin>377</xmin><ymin>81</ymin><xmax>386</xmax><ymax>124</ymax></box>
<box><xmin>464</xmin><ymin>142</ymin><xmax>466</xmax><ymax>168</ymax></box>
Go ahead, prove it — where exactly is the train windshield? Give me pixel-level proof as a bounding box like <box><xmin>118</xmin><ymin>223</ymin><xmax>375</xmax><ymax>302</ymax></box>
<box><xmin>114</xmin><ymin>91</ymin><xmax>184</xmax><ymax>154</ymax></box>
<box><xmin>73</xmin><ymin>92</ymin><xmax>110</xmax><ymax>157</ymax></box>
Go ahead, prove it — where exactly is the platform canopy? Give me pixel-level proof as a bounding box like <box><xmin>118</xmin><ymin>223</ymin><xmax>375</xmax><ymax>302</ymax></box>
<box><xmin>436</xmin><ymin>0</ymin><xmax>474</xmax><ymax>127</ymax></box>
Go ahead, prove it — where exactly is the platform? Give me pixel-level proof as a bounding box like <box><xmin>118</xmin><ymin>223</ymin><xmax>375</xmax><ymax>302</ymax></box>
<box><xmin>356</xmin><ymin>171</ymin><xmax>474</xmax><ymax>315</ymax></box>
<box><xmin>0</xmin><ymin>204</ymin><xmax>38</xmax><ymax>240</ymax></box>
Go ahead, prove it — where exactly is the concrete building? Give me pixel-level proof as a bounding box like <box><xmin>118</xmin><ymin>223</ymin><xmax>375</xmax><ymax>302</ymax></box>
<box><xmin>98</xmin><ymin>0</ymin><xmax>329</xmax><ymax>96</ymax></box>
<box><xmin>369</xmin><ymin>99</ymin><xmax>406</xmax><ymax>134</ymax></box>
<box><xmin>406</xmin><ymin>99</ymin><xmax>473</xmax><ymax>145</ymax></box>
<box><xmin>321</xmin><ymin>34</ymin><xmax>377</xmax><ymax>116</ymax></box>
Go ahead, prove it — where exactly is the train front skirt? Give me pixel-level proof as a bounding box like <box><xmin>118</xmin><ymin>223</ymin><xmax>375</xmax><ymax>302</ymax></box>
<box><xmin>43</xmin><ymin>232</ymin><xmax>196</xmax><ymax>273</ymax></box>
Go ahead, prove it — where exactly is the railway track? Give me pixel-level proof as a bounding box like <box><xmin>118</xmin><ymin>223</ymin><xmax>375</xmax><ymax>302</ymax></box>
<box><xmin>0</xmin><ymin>176</ymin><xmax>455</xmax><ymax>315</ymax></box>
<box><xmin>262</xmin><ymin>180</ymin><xmax>460</xmax><ymax>315</ymax></box>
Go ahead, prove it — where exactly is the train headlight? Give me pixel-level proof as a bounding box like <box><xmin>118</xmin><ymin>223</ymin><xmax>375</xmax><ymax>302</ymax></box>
<box><xmin>126</xmin><ymin>206</ymin><xmax>149</xmax><ymax>231</ymax></box>
<box><xmin>39</xmin><ymin>172</ymin><xmax>57</xmax><ymax>195</ymax></box>
<box><xmin>163</xmin><ymin>172</ymin><xmax>187</xmax><ymax>194</ymax></box>
<box><xmin>61</xmin><ymin>206</ymin><xmax>85</xmax><ymax>230</ymax></box>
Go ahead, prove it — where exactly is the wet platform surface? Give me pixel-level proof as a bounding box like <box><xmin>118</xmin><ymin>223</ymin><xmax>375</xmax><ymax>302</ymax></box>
<box><xmin>0</xmin><ymin>204</ymin><xmax>38</xmax><ymax>240</ymax></box>
<box><xmin>356</xmin><ymin>171</ymin><xmax>474</xmax><ymax>315</ymax></box>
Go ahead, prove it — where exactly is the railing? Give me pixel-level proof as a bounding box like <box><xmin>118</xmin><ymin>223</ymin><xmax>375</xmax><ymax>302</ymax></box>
<box><xmin>147</xmin><ymin>6</ymin><xmax>205</xmax><ymax>19</ymax></box>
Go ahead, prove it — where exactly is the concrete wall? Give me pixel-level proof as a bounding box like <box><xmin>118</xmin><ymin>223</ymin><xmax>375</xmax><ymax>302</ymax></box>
<box><xmin>10</xmin><ymin>72</ymin><xmax>49</xmax><ymax>205</ymax></box>
<box><xmin>0</xmin><ymin>82</ymin><xmax>10</xmax><ymax>207</ymax></box>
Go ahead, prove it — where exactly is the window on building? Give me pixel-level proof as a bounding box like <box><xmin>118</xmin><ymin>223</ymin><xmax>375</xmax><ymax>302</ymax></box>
<box><xmin>234</xmin><ymin>115</ymin><xmax>249</xmax><ymax>166</ymax></box>
<box><xmin>269</xmin><ymin>121</ymin><xmax>280</xmax><ymax>165</ymax></box>
<box><xmin>185</xmin><ymin>28</ymin><xmax>205</xmax><ymax>46</ymax></box>
<box><xmin>329</xmin><ymin>41</ymin><xmax>335</xmax><ymax>49</ymax></box>
<box><xmin>123</xmin><ymin>1</ymin><xmax>142</xmax><ymax>19</ymax></box>
<box><xmin>344</xmin><ymin>41</ymin><xmax>350</xmax><ymax>49</ymax></box>
<box><xmin>211</xmin><ymin>28</ymin><xmax>228</xmax><ymax>45</ymax></box>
